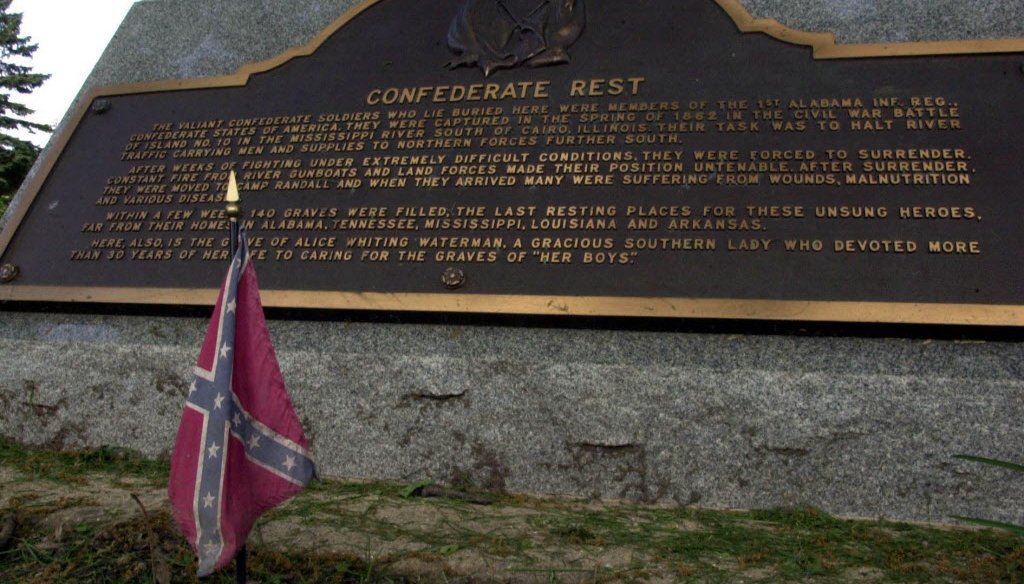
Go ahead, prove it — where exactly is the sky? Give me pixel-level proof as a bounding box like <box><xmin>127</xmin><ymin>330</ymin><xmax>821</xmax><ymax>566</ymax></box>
<box><xmin>9</xmin><ymin>0</ymin><xmax>140</xmax><ymax>147</ymax></box>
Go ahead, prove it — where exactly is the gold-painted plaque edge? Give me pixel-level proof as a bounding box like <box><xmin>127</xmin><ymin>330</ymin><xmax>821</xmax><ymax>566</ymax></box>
<box><xmin>2</xmin><ymin>0</ymin><xmax>1024</xmax><ymax>325</ymax></box>
<box><xmin>2</xmin><ymin>286</ymin><xmax>1023</xmax><ymax>327</ymax></box>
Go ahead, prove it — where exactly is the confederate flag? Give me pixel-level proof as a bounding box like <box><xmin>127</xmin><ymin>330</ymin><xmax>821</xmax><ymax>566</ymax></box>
<box><xmin>168</xmin><ymin>227</ymin><xmax>316</xmax><ymax>577</ymax></box>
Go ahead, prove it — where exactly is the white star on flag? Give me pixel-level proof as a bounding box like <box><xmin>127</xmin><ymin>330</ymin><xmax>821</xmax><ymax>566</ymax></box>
<box><xmin>247</xmin><ymin>435</ymin><xmax>261</xmax><ymax>450</ymax></box>
<box><xmin>220</xmin><ymin>344</ymin><xmax>231</xmax><ymax>359</ymax></box>
<box><xmin>189</xmin><ymin>381</ymin><xmax>197</xmax><ymax>395</ymax></box>
<box><xmin>283</xmin><ymin>455</ymin><xmax>296</xmax><ymax>472</ymax></box>
<box><xmin>207</xmin><ymin>442</ymin><xmax>221</xmax><ymax>459</ymax></box>
<box><xmin>226</xmin><ymin>299</ymin><xmax>237</xmax><ymax>313</ymax></box>
<box><xmin>203</xmin><ymin>493</ymin><xmax>216</xmax><ymax>508</ymax></box>
<box><xmin>213</xmin><ymin>394</ymin><xmax>225</xmax><ymax>410</ymax></box>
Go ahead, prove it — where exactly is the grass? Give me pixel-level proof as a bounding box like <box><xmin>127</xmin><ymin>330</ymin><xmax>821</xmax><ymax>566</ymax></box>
<box><xmin>0</xmin><ymin>438</ymin><xmax>1022</xmax><ymax>582</ymax></box>
<box><xmin>0</xmin><ymin>507</ymin><xmax>395</xmax><ymax>583</ymax></box>
<box><xmin>0</xmin><ymin>439</ymin><xmax>169</xmax><ymax>487</ymax></box>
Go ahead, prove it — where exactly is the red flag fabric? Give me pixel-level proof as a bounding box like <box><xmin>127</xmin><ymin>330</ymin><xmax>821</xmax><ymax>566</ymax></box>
<box><xmin>168</xmin><ymin>228</ymin><xmax>316</xmax><ymax>577</ymax></box>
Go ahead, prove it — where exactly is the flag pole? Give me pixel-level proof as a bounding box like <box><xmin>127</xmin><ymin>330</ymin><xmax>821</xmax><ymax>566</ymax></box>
<box><xmin>223</xmin><ymin>170</ymin><xmax>247</xmax><ymax>584</ymax></box>
<box><xmin>236</xmin><ymin>547</ymin><xmax>248</xmax><ymax>584</ymax></box>
<box><xmin>226</xmin><ymin>170</ymin><xmax>241</xmax><ymax>258</ymax></box>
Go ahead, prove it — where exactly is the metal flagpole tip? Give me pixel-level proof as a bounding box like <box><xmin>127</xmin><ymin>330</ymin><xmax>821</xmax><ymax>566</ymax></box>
<box><xmin>225</xmin><ymin>170</ymin><xmax>241</xmax><ymax>219</ymax></box>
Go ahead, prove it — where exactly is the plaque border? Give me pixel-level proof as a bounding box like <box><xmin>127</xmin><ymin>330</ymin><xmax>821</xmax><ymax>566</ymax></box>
<box><xmin>1</xmin><ymin>286</ymin><xmax>1022</xmax><ymax>326</ymax></box>
<box><xmin>3</xmin><ymin>0</ymin><xmax>1024</xmax><ymax>326</ymax></box>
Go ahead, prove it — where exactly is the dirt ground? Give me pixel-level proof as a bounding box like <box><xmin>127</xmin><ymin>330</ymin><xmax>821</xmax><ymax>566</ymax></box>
<box><xmin>0</xmin><ymin>463</ymin><xmax>1020</xmax><ymax>583</ymax></box>
<box><xmin>0</xmin><ymin>466</ymin><xmax>697</xmax><ymax>582</ymax></box>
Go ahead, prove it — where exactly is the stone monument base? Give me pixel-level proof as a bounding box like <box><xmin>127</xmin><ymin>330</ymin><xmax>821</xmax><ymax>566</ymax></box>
<box><xmin>2</xmin><ymin>0</ymin><xmax>1024</xmax><ymax>525</ymax></box>
<box><xmin>1</xmin><ymin>309</ymin><xmax>1022</xmax><ymax>524</ymax></box>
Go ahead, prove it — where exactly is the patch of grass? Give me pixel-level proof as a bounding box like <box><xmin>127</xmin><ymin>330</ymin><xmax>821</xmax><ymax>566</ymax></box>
<box><xmin>0</xmin><ymin>439</ymin><xmax>1021</xmax><ymax>582</ymax></box>
<box><xmin>640</xmin><ymin>506</ymin><xmax>1024</xmax><ymax>583</ymax></box>
<box><xmin>0</xmin><ymin>507</ymin><xmax>406</xmax><ymax>583</ymax></box>
<box><xmin>516</xmin><ymin>501</ymin><xmax>1024</xmax><ymax>583</ymax></box>
<box><xmin>0</xmin><ymin>438</ymin><xmax>168</xmax><ymax>485</ymax></box>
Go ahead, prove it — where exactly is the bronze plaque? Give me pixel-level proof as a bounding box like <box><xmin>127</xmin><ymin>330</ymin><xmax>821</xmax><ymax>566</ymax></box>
<box><xmin>3</xmin><ymin>0</ymin><xmax>1024</xmax><ymax>324</ymax></box>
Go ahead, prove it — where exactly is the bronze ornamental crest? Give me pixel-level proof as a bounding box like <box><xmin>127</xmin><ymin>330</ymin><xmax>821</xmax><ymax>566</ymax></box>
<box><xmin>446</xmin><ymin>0</ymin><xmax>586</xmax><ymax>76</ymax></box>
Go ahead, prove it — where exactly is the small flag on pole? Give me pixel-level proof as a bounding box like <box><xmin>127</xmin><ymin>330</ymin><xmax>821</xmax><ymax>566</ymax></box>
<box><xmin>168</xmin><ymin>224</ymin><xmax>316</xmax><ymax>577</ymax></box>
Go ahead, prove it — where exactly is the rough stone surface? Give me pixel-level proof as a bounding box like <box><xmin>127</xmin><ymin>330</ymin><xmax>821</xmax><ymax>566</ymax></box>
<box><xmin>3</xmin><ymin>0</ymin><xmax>1024</xmax><ymax>523</ymax></box>
<box><xmin>2</xmin><ymin>311</ymin><xmax>1023</xmax><ymax>524</ymax></box>
<box><xmin>742</xmin><ymin>0</ymin><xmax>1019</xmax><ymax>43</ymax></box>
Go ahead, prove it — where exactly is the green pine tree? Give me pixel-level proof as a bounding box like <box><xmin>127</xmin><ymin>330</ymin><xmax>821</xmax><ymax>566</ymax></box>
<box><xmin>0</xmin><ymin>0</ymin><xmax>49</xmax><ymax>218</ymax></box>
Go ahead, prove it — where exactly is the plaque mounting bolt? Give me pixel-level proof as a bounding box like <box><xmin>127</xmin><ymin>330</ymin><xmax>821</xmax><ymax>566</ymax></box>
<box><xmin>0</xmin><ymin>263</ymin><xmax>19</xmax><ymax>283</ymax></box>
<box><xmin>441</xmin><ymin>267</ymin><xmax>466</xmax><ymax>290</ymax></box>
<box><xmin>91</xmin><ymin>99</ymin><xmax>111</xmax><ymax>115</ymax></box>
